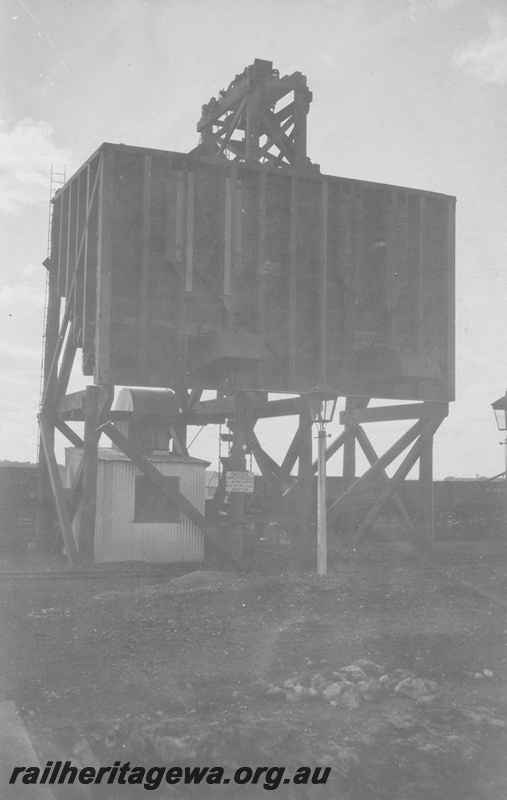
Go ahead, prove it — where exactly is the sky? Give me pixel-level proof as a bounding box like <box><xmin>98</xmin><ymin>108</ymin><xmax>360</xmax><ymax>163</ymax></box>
<box><xmin>0</xmin><ymin>0</ymin><xmax>506</xmax><ymax>479</ymax></box>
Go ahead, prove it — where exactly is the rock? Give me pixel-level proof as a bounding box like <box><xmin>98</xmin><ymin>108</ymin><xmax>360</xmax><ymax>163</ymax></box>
<box><xmin>379</xmin><ymin>674</ymin><xmax>391</xmax><ymax>686</ymax></box>
<box><xmin>416</xmin><ymin>695</ymin><xmax>437</xmax><ymax>706</ymax></box>
<box><xmin>392</xmin><ymin>668</ymin><xmax>414</xmax><ymax>681</ymax></box>
<box><xmin>283</xmin><ymin>678</ymin><xmax>297</xmax><ymax>689</ymax></box>
<box><xmin>474</xmin><ymin>673</ymin><xmax>484</xmax><ymax>679</ymax></box>
<box><xmin>357</xmin><ymin>680</ymin><xmax>386</xmax><ymax>702</ymax></box>
<box><xmin>483</xmin><ymin>669</ymin><xmax>494</xmax><ymax>678</ymax></box>
<box><xmin>337</xmin><ymin>665</ymin><xmax>369</xmax><ymax>682</ymax></box>
<box><xmin>354</xmin><ymin>659</ymin><xmax>385</xmax><ymax>676</ymax></box>
<box><xmin>252</xmin><ymin>680</ymin><xmax>284</xmax><ymax>697</ymax></box>
<box><xmin>322</xmin><ymin>682</ymin><xmax>343</xmax><ymax>701</ymax></box>
<box><xmin>311</xmin><ymin>673</ymin><xmax>329</xmax><ymax>692</ymax></box>
<box><xmin>266</xmin><ymin>685</ymin><xmax>284</xmax><ymax>697</ymax></box>
<box><xmin>293</xmin><ymin>684</ymin><xmax>317</xmax><ymax>699</ymax></box>
<box><xmin>337</xmin><ymin>684</ymin><xmax>362</xmax><ymax>709</ymax></box>
<box><xmin>394</xmin><ymin>677</ymin><xmax>429</xmax><ymax>700</ymax></box>
<box><xmin>487</xmin><ymin>718</ymin><xmax>507</xmax><ymax>728</ymax></box>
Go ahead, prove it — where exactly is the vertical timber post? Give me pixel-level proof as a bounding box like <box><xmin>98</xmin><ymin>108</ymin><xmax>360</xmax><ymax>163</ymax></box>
<box><xmin>342</xmin><ymin>397</ymin><xmax>357</xmax><ymax>543</ymax></box>
<box><xmin>296</xmin><ymin>398</ymin><xmax>313</xmax><ymax>564</ymax></box>
<box><xmin>227</xmin><ymin>391</ymin><xmax>249</xmax><ymax>563</ymax></box>
<box><xmin>37</xmin><ymin>259</ymin><xmax>60</xmax><ymax>552</ymax></box>
<box><xmin>418</xmin><ymin>417</ymin><xmax>434</xmax><ymax>556</ymax></box>
<box><xmin>317</xmin><ymin>427</ymin><xmax>327</xmax><ymax>575</ymax></box>
<box><xmin>78</xmin><ymin>384</ymin><xmax>100</xmax><ymax>563</ymax></box>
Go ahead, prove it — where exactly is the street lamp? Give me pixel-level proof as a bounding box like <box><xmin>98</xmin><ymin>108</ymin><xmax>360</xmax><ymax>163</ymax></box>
<box><xmin>492</xmin><ymin>391</ymin><xmax>507</xmax><ymax>480</ymax></box>
<box><xmin>308</xmin><ymin>387</ymin><xmax>338</xmax><ymax>576</ymax></box>
<box><xmin>492</xmin><ymin>391</ymin><xmax>507</xmax><ymax>432</ymax></box>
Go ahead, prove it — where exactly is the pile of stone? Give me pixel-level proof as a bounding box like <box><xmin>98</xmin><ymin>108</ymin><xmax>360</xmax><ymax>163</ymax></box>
<box><xmin>256</xmin><ymin>659</ymin><xmax>438</xmax><ymax>709</ymax></box>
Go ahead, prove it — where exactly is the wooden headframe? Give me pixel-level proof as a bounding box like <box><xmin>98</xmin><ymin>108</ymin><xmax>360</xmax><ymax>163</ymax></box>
<box><xmin>191</xmin><ymin>58</ymin><xmax>315</xmax><ymax>170</ymax></box>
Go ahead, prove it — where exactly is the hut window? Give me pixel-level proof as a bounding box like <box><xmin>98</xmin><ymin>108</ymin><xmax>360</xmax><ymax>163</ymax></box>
<box><xmin>134</xmin><ymin>476</ymin><xmax>180</xmax><ymax>523</ymax></box>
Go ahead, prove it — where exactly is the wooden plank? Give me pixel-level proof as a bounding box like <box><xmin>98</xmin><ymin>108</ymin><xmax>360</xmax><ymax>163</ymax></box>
<box><xmin>417</xmin><ymin>196</ymin><xmax>426</xmax><ymax>353</ymax></box>
<box><xmin>71</xmin><ymin>173</ymin><xmax>80</xmax><ymax>328</ymax></box>
<box><xmin>68</xmin><ymin>458</ymin><xmax>84</xmax><ymax>520</ymax></box>
<box><xmin>218</xmin><ymin>95</ymin><xmax>247</xmax><ymax>155</ymax></box>
<box><xmin>56</xmin><ymin>189</ymin><xmax>65</xmax><ymax>292</ymax></box>
<box><xmin>82</xmin><ymin>158</ymin><xmax>99</xmax><ymax>372</ymax></box>
<box><xmin>342</xmin><ymin>397</ymin><xmax>362</xmax><ymax>536</ymax></box>
<box><xmin>253</xmin><ymin>396</ymin><xmax>304</xmax><ymax>419</ymax></box>
<box><xmin>102</xmin><ymin>423</ymin><xmax>242</xmax><ymax>569</ymax></box>
<box><xmin>311</xmin><ymin>425</ymin><xmax>356</xmax><ymax>474</ymax></box>
<box><xmin>37</xmin><ymin>261</ymin><xmax>61</xmax><ymax>552</ymax></box>
<box><xmin>170</xmin><ymin>423</ymin><xmax>188</xmax><ymax>456</ymax></box>
<box><xmin>41</xmin><ymin>262</ymin><xmax>61</xmax><ymax>408</ymax></box>
<box><xmin>185</xmin><ymin>170</ymin><xmax>194</xmax><ymax>292</ymax></box>
<box><xmin>446</xmin><ymin>199</ymin><xmax>456</xmax><ymax>400</ymax></box>
<box><xmin>279</xmin><ymin>425</ymin><xmax>303</xmax><ymax>480</ymax></box>
<box><xmin>95</xmin><ymin>147</ymin><xmax>115</xmax><ymax>384</ymax></box>
<box><xmin>224</xmin><ymin>173</ymin><xmax>233</xmax><ymax>298</ymax></box>
<box><xmin>340</xmin><ymin>401</ymin><xmax>448</xmax><ymax>425</ymax></box>
<box><xmin>289</xmin><ymin>176</ymin><xmax>298</xmax><ymax>386</ymax></box>
<box><xmin>139</xmin><ymin>155</ymin><xmax>152</xmax><ymax>383</ymax></box>
<box><xmin>65</xmin><ymin>181</ymin><xmax>74</xmax><ymax>297</ymax></box>
<box><xmin>175</xmin><ymin>171</ymin><xmax>185</xmax><ymax>264</ymax></box>
<box><xmin>257</xmin><ymin>171</ymin><xmax>267</xmax><ymax>355</ymax></box>
<box><xmin>78</xmin><ymin>385</ymin><xmax>100</xmax><ymax>563</ymax></box>
<box><xmin>293</xmin><ymin>88</ymin><xmax>308</xmax><ymax>166</ymax></box>
<box><xmin>187</xmin><ymin>394</ymin><xmax>303</xmax><ymax>421</ymax></box>
<box><xmin>54</xmin><ymin>420</ymin><xmax>84</xmax><ymax>449</ymax></box>
<box><xmin>327</xmin><ymin>419</ymin><xmax>425</xmax><ymax>524</ymax></box>
<box><xmin>234</xmin><ymin>172</ymin><xmax>243</xmax><ymax>274</ymax></box>
<box><xmin>58</xmin><ymin>185</ymin><xmax>69</xmax><ymax>295</ymax></box>
<box><xmin>250</xmin><ymin>433</ymin><xmax>280</xmax><ymax>493</ymax></box>
<box><xmin>355</xmin><ymin>425</ymin><xmax>418</xmax><ymax>540</ymax></box>
<box><xmin>418</xmin><ymin>418</ymin><xmax>434</xmax><ymax>554</ymax></box>
<box><xmin>40</xmin><ymin>310</ymin><xmax>71</xmax><ymax>414</ymax></box>
<box><xmin>58</xmin><ymin>389</ymin><xmax>87</xmax><ymax>413</ymax></box>
<box><xmin>54</xmin><ymin>326</ymin><xmax>77</xmax><ymax>402</ymax></box>
<box><xmin>227</xmin><ymin>391</ymin><xmax>249</xmax><ymax>561</ymax></box>
<box><xmin>352</xmin><ymin>415</ymin><xmax>443</xmax><ymax>547</ymax></box>
<box><xmin>294</xmin><ymin>402</ymin><xmax>313</xmax><ymax>561</ymax></box>
<box><xmin>319</xmin><ymin>181</ymin><xmax>328</xmax><ymax>383</ymax></box>
<box><xmin>39</xmin><ymin>416</ymin><xmax>78</xmax><ymax>568</ymax></box>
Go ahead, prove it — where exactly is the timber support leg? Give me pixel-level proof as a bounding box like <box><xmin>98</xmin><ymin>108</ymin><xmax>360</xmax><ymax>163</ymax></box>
<box><xmin>418</xmin><ymin>413</ymin><xmax>435</xmax><ymax>556</ymax></box>
<box><xmin>78</xmin><ymin>385</ymin><xmax>101</xmax><ymax>563</ymax></box>
<box><xmin>226</xmin><ymin>391</ymin><xmax>250</xmax><ymax>563</ymax></box>
<box><xmin>294</xmin><ymin>398</ymin><xmax>314</xmax><ymax>565</ymax></box>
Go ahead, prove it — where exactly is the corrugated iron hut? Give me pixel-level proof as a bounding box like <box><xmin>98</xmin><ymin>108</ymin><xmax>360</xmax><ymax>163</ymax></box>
<box><xmin>65</xmin><ymin>388</ymin><xmax>208</xmax><ymax>563</ymax></box>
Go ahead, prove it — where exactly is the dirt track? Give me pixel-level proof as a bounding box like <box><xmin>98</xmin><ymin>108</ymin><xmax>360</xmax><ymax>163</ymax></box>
<box><xmin>0</xmin><ymin>551</ymin><xmax>506</xmax><ymax>799</ymax></box>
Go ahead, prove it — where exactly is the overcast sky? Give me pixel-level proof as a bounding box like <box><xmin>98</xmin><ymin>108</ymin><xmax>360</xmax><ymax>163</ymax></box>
<box><xmin>0</xmin><ymin>0</ymin><xmax>506</xmax><ymax>478</ymax></box>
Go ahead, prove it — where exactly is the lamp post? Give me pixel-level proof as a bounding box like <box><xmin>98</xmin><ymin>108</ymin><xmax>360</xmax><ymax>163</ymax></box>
<box><xmin>308</xmin><ymin>388</ymin><xmax>338</xmax><ymax>576</ymax></box>
<box><xmin>492</xmin><ymin>390</ymin><xmax>507</xmax><ymax>479</ymax></box>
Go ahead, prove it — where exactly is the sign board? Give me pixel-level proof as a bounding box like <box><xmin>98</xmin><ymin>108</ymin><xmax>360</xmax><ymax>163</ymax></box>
<box><xmin>226</xmin><ymin>471</ymin><xmax>255</xmax><ymax>493</ymax></box>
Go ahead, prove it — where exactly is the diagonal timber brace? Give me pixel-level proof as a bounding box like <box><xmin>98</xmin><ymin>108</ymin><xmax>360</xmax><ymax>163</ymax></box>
<box><xmin>354</xmin><ymin>426</ymin><xmax>418</xmax><ymax>541</ymax></box>
<box><xmin>352</xmin><ymin>414</ymin><xmax>445</xmax><ymax>547</ymax></box>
